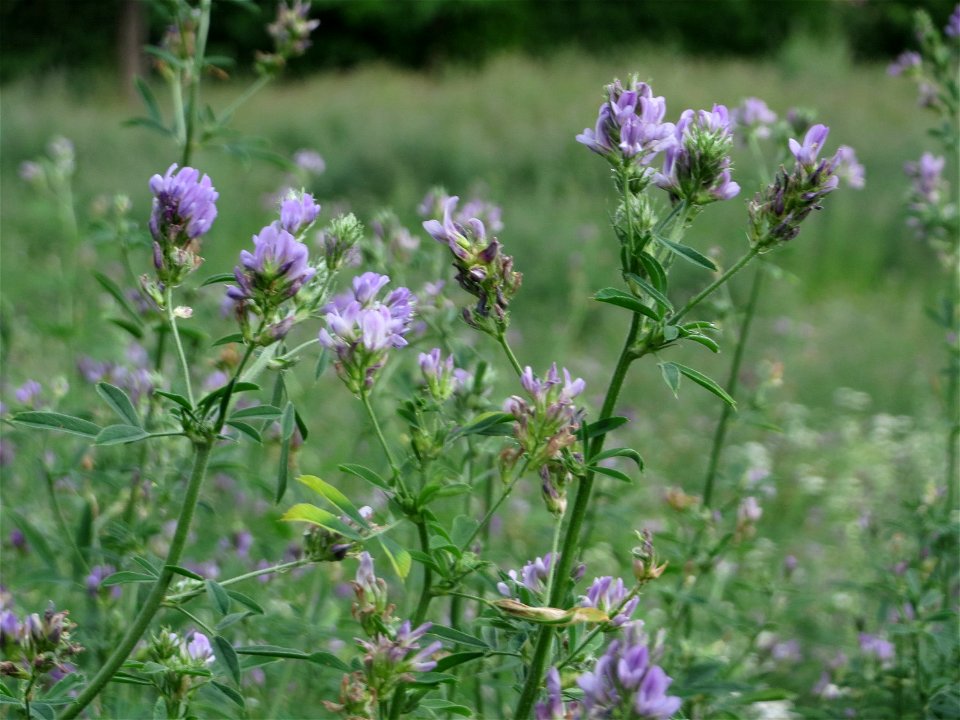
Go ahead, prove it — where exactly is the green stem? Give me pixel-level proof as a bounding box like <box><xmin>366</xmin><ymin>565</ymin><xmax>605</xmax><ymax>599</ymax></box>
<box><xmin>360</xmin><ymin>391</ymin><xmax>404</xmax><ymax>492</ymax></box>
<box><xmin>412</xmin><ymin>521</ymin><xmax>433</xmax><ymax>625</ymax></box>
<box><xmin>45</xmin><ymin>468</ymin><xmax>89</xmax><ymax>576</ymax></box>
<box><xmin>513</xmin><ymin>312</ymin><xmax>642</xmax><ymax>719</ymax></box>
<box><xmin>541</xmin><ymin>513</ymin><xmax>564</xmax><ymax>606</ymax></box>
<box><xmin>180</xmin><ymin>0</ymin><xmax>211</xmax><ymax>167</ymax></box>
<box><xmin>670</xmin><ymin>247</ymin><xmax>760</xmax><ymax>326</ymax></box>
<box><xmin>702</xmin><ymin>265</ymin><xmax>765</xmax><ymax>508</ymax></box>
<box><xmin>164</xmin><ymin>287</ymin><xmax>195</xmax><ymax>408</ymax></box>
<box><xmin>457</xmin><ymin>466</ymin><xmax>525</xmax><ymax>554</ymax></box>
<box><xmin>165</xmin><ymin>558</ymin><xmax>309</xmax><ymax>604</ymax></box>
<box><xmin>497</xmin><ymin>330</ymin><xmax>524</xmax><ymax>377</ymax></box>
<box><xmin>60</xmin><ymin>441</ymin><xmax>213</xmax><ymax>720</ymax></box>
<box><xmin>220</xmin><ymin>74</ymin><xmax>271</xmax><ymax>121</ymax></box>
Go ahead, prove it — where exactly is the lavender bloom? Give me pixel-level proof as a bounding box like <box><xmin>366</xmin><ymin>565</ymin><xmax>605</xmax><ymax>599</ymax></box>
<box><xmin>423</xmin><ymin>195</ymin><xmax>522</xmax><ymax>334</ymax></box>
<box><xmin>228</xmin><ymin>223</ymin><xmax>315</xmax><ymax>313</ymax></box>
<box><xmin>498</xmin><ymin>553</ymin><xmax>557</xmax><ymax>598</ymax></box>
<box><xmin>654</xmin><ymin>105</ymin><xmax>741</xmax><ymax>205</ymax></box>
<box><xmin>318</xmin><ymin>273</ymin><xmax>416</xmax><ymax>393</ymax></box>
<box><xmin>14</xmin><ymin>381</ymin><xmax>42</xmax><ymax>408</ymax></box>
<box><xmin>535</xmin><ymin>667</ymin><xmax>567</xmax><ymax>720</ymax></box>
<box><xmin>859</xmin><ymin>633</ymin><xmax>895</xmax><ymax>662</ymax></box>
<box><xmin>418</xmin><ymin>348</ymin><xmax>464</xmax><ymax>401</ymax></box>
<box><xmin>148</xmin><ymin>164</ymin><xmax>218</xmax><ymax>285</ymax></box>
<box><xmin>580</xmin><ymin>576</ymin><xmax>639</xmax><ymax>627</ymax></box>
<box><xmin>278</xmin><ymin>190</ymin><xmax>321</xmax><ymax>235</ymax></box>
<box><xmin>9</xmin><ymin>530</ymin><xmax>26</xmax><ymax>552</ymax></box>
<box><xmin>576</xmin><ymin>77</ymin><xmax>675</xmax><ymax>172</ymax></box>
<box><xmin>732</xmin><ymin>97</ymin><xmax>778</xmax><ymax>140</ymax></box>
<box><xmin>293</xmin><ymin>149</ymin><xmax>326</xmax><ymax>175</ymax></box>
<box><xmin>946</xmin><ymin>5</ymin><xmax>960</xmax><ymax>36</ymax></box>
<box><xmin>576</xmin><ymin>622</ymin><xmax>681</xmax><ymax>719</ymax></box>
<box><xmin>0</xmin><ymin>610</ymin><xmax>19</xmax><ymax>647</ymax></box>
<box><xmin>833</xmin><ymin>146</ymin><xmax>865</xmax><ymax>189</ymax></box>
<box><xmin>887</xmin><ymin>50</ymin><xmax>922</xmax><ymax>76</ymax></box>
<box><xmin>85</xmin><ymin>565</ymin><xmax>121</xmax><ymax>599</ymax></box>
<box><xmin>184</xmin><ymin>631</ymin><xmax>216</xmax><ymax>665</ymax></box>
<box><xmin>788</xmin><ymin>124</ymin><xmax>831</xmax><ymax>167</ymax></box>
<box><xmin>357</xmin><ymin>620</ymin><xmax>443</xmax><ymax>695</ymax></box>
<box><xmin>267</xmin><ymin>0</ymin><xmax>319</xmax><ymax>58</ymax></box>
<box><xmin>503</xmin><ymin>364</ymin><xmax>586</xmax><ymax>469</ymax></box>
<box><xmin>905</xmin><ymin>152</ymin><xmax>946</xmax><ymax>205</ymax></box>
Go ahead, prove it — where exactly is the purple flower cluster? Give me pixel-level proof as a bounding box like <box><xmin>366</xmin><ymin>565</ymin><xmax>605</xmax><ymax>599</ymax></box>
<box><xmin>946</xmin><ymin>4</ymin><xmax>960</xmax><ymax>36</ymax></box>
<box><xmin>497</xmin><ymin>553</ymin><xmax>557</xmax><ymax>599</ymax></box>
<box><xmin>576</xmin><ymin>77</ymin><xmax>675</xmax><ymax>170</ymax></box>
<box><xmin>748</xmin><ymin>124</ymin><xmax>854</xmax><ymax>250</ymax></box>
<box><xmin>318</xmin><ymin>272</ymin><xmax>416</xmax><ymax>393</ymax></box>
<box><xmin>354</xmin><ymin>620</ymin><xmax>443</xmax><ymax>698</ymax></box>
<box><xmin>732</xmin><ymin>97</ymin><xmax>778</xmax><ymax>140</ymax></box>
<box><xmin>13</xmin><ymin>380</ymin><xmax>42</xmax><ymax>408</ymax></box>
<box><xmin>0</xmin><ymin>602</ymin><xmax>82</xmax><ymax>681</ymax></box>
<box><xmin>148</xmin><ymin>164</ymin><xmax>218</xmax><ymax>286</ymax></box>
<box><xmin>228</xmin><ymin>224</ymin><xmax>315</xmax><ymax>306</ymax></box>
<box><xmin>182</xmin><ymin>631</ymin><xmax>215</xmax><ymax>666</ymax></box>
<box><xmin>859</xmin><ymin>633</ymin><xmax>895</xmax><ymax>663</ymax></box>
<box><xmin>575</xmin><ymin>622</ymin><xmax>681</xmax><ymax>719</ymax></box>
<box><xmin>418</xmin><ymin>348</ymin><xmax>469</xmax><ymax>402</ymax></box>
<box><xmin>268</xmin><ymin>0</ymin><xmax>319</xmax><ymax>58</ymax></box>
<box><xmin>580</xmin><ymin>576</ymin><xmax>640</xmax><ymax>627</ymax></box>
<box><xmin>423</xmin><ymin>195</ymin><xmax>522</xmax><ymax>335</ymax></box>
<box><xmin>535</xmin><ymin>667</ymin><xmax>568</xmax><ymax>720</ymax></box>
<box><xmin>418</xmin><ymin>189</ymin><xmax>504</xmax><ymax>234</ymax></box>
<box><xmin>654</xmin><ymin>104</ymin><xmax>741</xmax><ymax>204</ymax></box>
<box><xmin>278</xmin><ymin>190</ymin><xmax>321</xmax><ymax>235</ymax></box>
<box><xmin>887</xmin><ymin>50</ymin><xmax>922</xmax><ymax>77</ymax></box>
<box><xmin>77</xmin><ymin>347</ymin><xmax>155</xmax><ymax>406</ymax></box>
<box><xmin>906</xmin><ymin>152</ymin><xmax>946</xmax><ymax>206</ymax></box>
<box><xmin>503</xmin><ymin>364</ymin><xmax>586</xmax><ymax>469</ymax></box>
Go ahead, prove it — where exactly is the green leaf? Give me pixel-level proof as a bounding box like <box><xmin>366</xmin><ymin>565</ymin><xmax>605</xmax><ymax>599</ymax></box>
<box><xmin>132</xmin><ymin>556</ymin><xmax>160</xmax><ymax>577</ymax></box>
<box><xmin>589</xmin><ymin>447</ymin><xmax>644</xmax><ymax>470</ymax></box>
<box><xmin>637</xmin><ymin>252</ymin><xmax>668</xmax><ymax>291</ymax></box>
<box><xmin>206</xmin><ymin>580</ymin><xmax>231</xmax><ymax>615</ymax></box>
<box><xmin>198</xmin><ymin>382</ymin><xmax>259</xmax><ymax>412</ymax></box>
<box><xmin>593</xmin><ymin>288</ymin><xmax>660</xmax><ymax>321</ymax></box>
<box><xmin>298</xmin><ymin>475</ymin><xmax>371</xmax><ymax>530</ymax></box>
<box><xmin>200</xmin><ymin>272</ymin><xmax>237</xmax><ymax>287</ymax></box>
<box><xmin>215</xmin><ymin>611</ymin><xmax>254</xmax><ymax>632</ymax></box>
<box><xmin>210</xmin><ymin>680</ymin><xmax>245</xmax><ymax>708</ymax></box>
<box><xmin>235</xmin><ymin>645</ymin><xmax>311</xmax><ymax>660</ymax></box>
<box><xmin>451</xmin><ymin>515</ymin><xmax>480</xmax><ymax>549</ymax></box>
<box><xmin>275</xmin><ymin>404</ymin><xmax>297</xmax><ymax>504</ymax></box>
<box><xmin>225</xmin><ymin>420</ymin><xmax>262</xmax><ymax>444</ymax></box>
<box><xmin>583</xmin><ymin>416</ymin><xmax>629</xmax><ymax>440</ymax></box>
<box><xmin>122</xmin><ymin>116</ymin><xmax>173</xmax><ymax>136</ymax></box>
<box><xmin>155</xmin><ymin>390</ymin><xmax>192</xmax><ymax>410</ymax></box>
<box><xmin>294</xmin><ymin>408</ymin><xmax>309</xmax><ymax>442</ymax></box>
<box><xmin>432</xmin><ymin>651</ymin><xmax>486</xmax><ymax>673</ymax></box>
<box><xmin>339</xmin><ymin>463</ymin><xmax>391</xmax><ymax>491</ymax></box>
<box><xmin>134</xmin><ymin>76</ymin><xmax>162</xmax><ymax>122</ymax></box>
<box><xmin>226</xmin><ymin>591</ymin><xmax>264</xmax><ymax>615</ymax></box>
<box><xmin>166</xmin><ymin>565</ymin><xmax>204</xmax><ymax>581</ymax></box>
<box><xmin>96</xmin><ymin>424</ymin><xmax>150</xmax><ymax>446</ymax></box>
<box><xmin>11</xmin><ymin>411</ymin><xmax>100</xmax><ymax>438</ymax></box>
<box><xmin>683</xmin><ymin>332</ymin><xmax>720</xmax><ymax>353</ymax></box>
<box><xmin>280</xmin><ymin>503</ymin><xmax>362</xmax><ymax>540</ymax></box>
<box><xmin>624</xmin><ymin>272</ymin><xmax>673</xmax><ymax>312</ymax></box>
<box><xmin>101</xmin><ymin>571</ymin><xmax>156</xmax><ymax>587</ymax></box>
<box><xmin>212</xmin><ymin>333</ymin><xmax>244</xmax><ymax>347</ymax></box>
<box><xmin>96</xmin><ymin>383</ymin><xmax>142</xmax><ymax>426</ymax></box>
<box><xmin>108</xmin><ymin>317</ymin><xmax>144</xmax><ymax>339</ymax></box>
<box><xmin>659</xmin><ymin>362</ymin><xmax>681</xmax><ymax>397</ymax></box>
<box><xmin>213</xmin><ymin>635</ymin><xmax>241</xmax><ymax>685</ymax></box>
<box><xmin>378</xmin><ymin>533</ymin><xmax>412</xmax><ymax>579</ymax></box>
<box><xmin>426</xmin><ymin>625</ymin><xmax>488</xmax><ymax>648</ymax></box>
<box><xmin>449</xmin><ymin>411</ymin><xmax>514</xmax><ymax>440</ymax></box>
<box><xmin>588</xmin><ymin>465</ymin><xmax>633</xmax><ymax>483</ymax></box>
<box><xmin>306</xmin><ymin>652</ymin><xmax>350</xmax><ymax>671</ymax></box>
<box><xmin>665</xmin><ymin>362</ymin><xmax>736</xmax><ymax>408</ymax></box>
<box><xmin>93</xmin><ymin>271</ymin><xmax>144</xmax><ymax>326</ymax></box>
<box><xmin>109</xmin><ymin>672</ymin><xmax>154</xmax><ymax>686</ymax></box>
<box><xmin>314</xmin><ymin>348</ymin><xmax>330</xmax><ymax>380</ymax></box>
<box><xmin>656</xmin><ymin>236</ymin><xmax>718</xmax><ymax>271</ymax></box>
<box><xmin>143</xmin><ymin>45</ymin><xmax>186</xmax><ymax>69</ymax></box>
<box><xmin>229</xmin><ymin>404</ymin><xmax>282</xmax><ymax>421</ymax></box>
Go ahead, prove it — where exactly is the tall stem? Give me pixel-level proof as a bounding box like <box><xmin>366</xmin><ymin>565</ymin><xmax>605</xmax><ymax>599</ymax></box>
<box><xmin>412</xmin><ymin>521</ymin><xmax>434</xmax><ymax>626</ymax></box>
<box><xmin>497</xmin><ymin>330</ymin><xmax>524</xmax><ymax>377</ymax></box>
<box><xmin>360</xmin><ymin>391</ymin><xmax>403</xmax><ymax>491</ymax></box>
<box><xmin>180</xmin><ymin>0</ymin><xmax>211</xmax><ymax>167</ymax></box>
<box><xmin>702</xmin><ymin>265</ymin><xmax>765</xmax><ymax>507</ymax></box>
<box><xmin>513</xmin><ymin>312</ymin><xmax>642</xmax><ymax>719</ymax></box>
<box><xmin>164</xmin><ymin>287</ymin><xmax>195</xmax><ymax>408</ymax></box>
<box><xmin>670</xmin><ymin>247</ymin><xmax>759</xmax><ymax>326</ymax></box>
<box><xmin>60</xmin><ymin>441</ymin><xmax>213</xmax><ymax>720</ymax></box>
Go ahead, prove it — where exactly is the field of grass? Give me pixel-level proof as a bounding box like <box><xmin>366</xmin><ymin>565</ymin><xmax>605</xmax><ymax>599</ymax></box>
<box><xmin>0</xmin><ymin>36</ymin><xmax>956</xmax><ymax>719</ymax></box>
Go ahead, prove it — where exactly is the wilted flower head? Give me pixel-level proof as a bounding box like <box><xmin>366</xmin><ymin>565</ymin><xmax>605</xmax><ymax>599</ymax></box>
<box><xmin>503</xmin><ymin>364</ymin><xmax>586</xmax><ymax>469</ymax></box>
<box><xmin>577</xmin><ymin>76</ymin><xmax>675</xmax><ymax>174</ymax></box>
<box><xmin>654</xmin><ymin>104</ymin><xmax>740</xmax><ymax>205</ymax></box>
<box><xmin>575</xmin><ymin>622</ymin><xmax>681</xmax><ymax>719</ymax></box>
<box><xmin>732</xmin><ymin>97</ymin><xmax>778</xmax><ymax>140</ymax></box>
<box><xmin>423</xmin><ymin>195</ymin><xmax>522</xmax><ymax>335</ymax></box>
<box><xmin>319</xmin><ymin>273</ymin><xmax>416</xmax><ymax>394</ymax></box>
<box><xmin>748</xmin><ymin>124</ymin><xmax>847</xmax><ymax>250</ymax></box>
<box><xmin>148</xmin><ymin>164</ymin><xmax>218</xmax><ymax>286</ymax></box>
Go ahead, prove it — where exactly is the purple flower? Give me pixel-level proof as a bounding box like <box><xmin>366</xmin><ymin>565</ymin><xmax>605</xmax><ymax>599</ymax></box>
<box><xmin>833</xmin><ymin>146</ymin><xmax>865</xmax><ymax>189</ymax></box>
<box><xmin>184</xmin><ymin>631</ymin><xmax>216</xmax><ymax>665</ymax></box>
<box><xmin>887</xmin><ymin>50</ymin><xmax>921</xmax><ymax>76</ymax></box>
<box><xmin>905</xmin><ymin>152</ymin><xmax>946</xmax><ymax>204</ymax></box>
<box><xmin>9</xmin><ymin>530</ymin><xmax>26</xmax><ymax>552</ymax></box>
<box><xmin>859</xmin><ymin>633</ymin><xmax>894</xmax><ymax>662</ymax></box>
<box><xmin>356</xmin><ymin>620</ymin><xmax>443</xmax><ymax>695</ymax></box>
<box><xmin>418</xmin><ymin>348</ymin><xmax>464</xmax><ymax>401</ymax></box>
<box><xmin>0</xmin><ymin>610</ymin><xmax>19</xmax><ymax>646</ymax></box>
<box><xmin>293</xmin><ymin>149</ymin><xmax>326</xmax><ymax>175</ymax></box>
<box><xmin>535</xmin><ymin>667</ymin><xmax>567</xmax><ymax>720</ymax></box>
<box><xmin>318</xmin><ymin>273</ymin><xmax>416</xmax><ymax>393</ymax></box>
<box><xmin>732</xmin><ymin>97</ymin><xmax>778</xmax><ymax>140</ymax></box>
<box><xmin>788</xmin><ymin>124</ymin><xmax>831</xmax><ymax>167</ymax></box>
<box><xmin>14</xmin><ymin>380</ymin><xmax>42</xmax><ymax>407</ymax></box>
<box><xmin>498</xmin><ymin>553</ymin><xmax>558</xmax><ymax>598</ymax></box>
<box><xmin>654</xmin><ymin>105</ymin><xmax>741</xmax><ymax>204</ymax></box>
<box><xmin>148</xmin><ymin>164</ymin><xmax>218</xmax><ymax>244</ymax></box>
<box><xmin>946</xmin><ymin>5</ymin><xmax>959</xmax><ymax>36</ymax></box>
<box><xmin>503</xmin><ymin>364</ymin><xmax>586</xmax><ymax>468</ymax></box>
<box><xmin>228</xmin><ymin>223</ymin><xmax>315</xmax><ymax>313</ymax></box>
<box><xmin>580</xmin><ymin>576</ymin><xmax>639</xmax><ymax>627</ymax></box>
<box><xmin>576</xmin><ymin>622</ymin><xmax>680</xmax><ymax>719</ymax></box>
<box><xmin>278</xmin><ymin>190</ymin><xmax>321</xmax><ymax>235</ymax></box>
<box><xmin>267</xmin><ymin>0</ymin><xmax>320</xmax><ymax>58</ymax></box>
